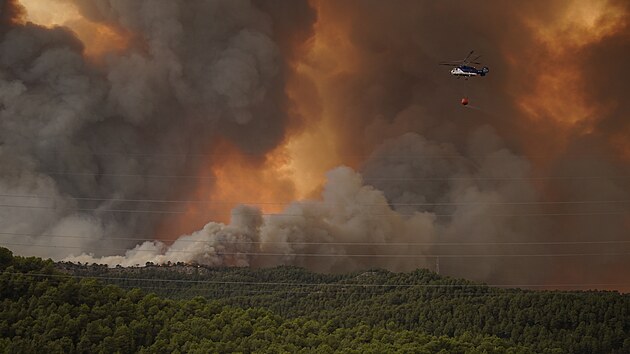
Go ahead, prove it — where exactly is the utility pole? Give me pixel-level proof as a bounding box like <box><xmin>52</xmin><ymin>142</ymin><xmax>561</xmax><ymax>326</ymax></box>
<box><xmin>435</xmin><ymin>256</ymin><xmax>440</xmax><ymax>275</ymax></box>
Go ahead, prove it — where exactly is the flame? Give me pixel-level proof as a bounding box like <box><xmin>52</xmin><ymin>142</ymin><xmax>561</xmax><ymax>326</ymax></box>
<box><xmin>209</xmin><ymin>140</ymin><xmax>299</xmax><ymax>219</ymax></box>
<box><xmin>268</xmin><ymin>0</ymin><xmax>372</xmax><ymax>206</ymax></box>
<box><xmin>282</xmin><ymin>0</ymin><xmax>368</xmax><ymax>172</ymax></box>
<box><xmin>16</xmin><ymin>0</ymin><xmax>349</xmax><ymax>240</ymax></box>
<box><xmin>19</xmin><ymin>0</ymin><xmax>130</xmax><ymax>59</ymax></box>
<box><xmin>155</xmin><ymin>1</ymin><xmax>358</xmax><ymax>238</ymax></box>
<box><xmin>280</xmin><ymin>12</ymin><xmax>354</xmax><ymax>197</ymax></box>
<box><xmin>156</xmin><ymin>139</ymin><xmax>310</xmax><ymax>239</ymax></box>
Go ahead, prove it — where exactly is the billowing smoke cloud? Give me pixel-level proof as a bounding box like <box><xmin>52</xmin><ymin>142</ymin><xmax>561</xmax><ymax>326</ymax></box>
<box><xmin>69</xmin><ymin>166</ymin><xmax>438</xmax><ymax>273</ymax></box>
<box><xmin>275</xmin><ymin>0</ymin><xmax>630</xmax><ymax>287</ymax></box>
<box><xmin>69</xmin><ymin>129</ymin><xmax>547</xmax><ymax>284</ymax></box>
<box><xmin>70</xmin><ymin>204</ymin><xmax>264</xmax><ymax>267</ymax></box>
<box><xmin>0</xmin><ymin>0</ymin><xmax>315</xmax><ymax>257</ymax></box>
<box><xmin>60</xmin><ymin>130</ymin><xmax>518</xmax><ymax>284</ymax></box>
<box><xmin>1</xmin><ymin>0</ymin><xmax>629</xmax><ymax>289</ymax></box>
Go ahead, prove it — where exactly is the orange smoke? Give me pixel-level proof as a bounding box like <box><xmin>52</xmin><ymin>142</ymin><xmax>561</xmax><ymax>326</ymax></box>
<box><xmin>156</xmin><ymin>1</ymin><xmax>358</xmax><ymax>239</ymax></box>
<box><xmin>156</xmin><ymin>138</ymin><xmax>319</xmax><ymax>239</ymax></box>
<box><xmin>515</xmin><ymin>0</ymin><xmax>627</xmax><ymax>162</ymax></box>
<box><xmin>209</xmin><ymin>140</ymin><xmax>299</xmax><ymax>218</ymax></box>
<box><xmin>159</xmin><ymin>0</ymin><xmax>383</xmax><ymax>239</ymax></box>
<box><xmin>19</xmin><ymin>0</ymin><xmax>130</xmax><ymax>59</ymax></box>
<box><xmin>63</xmin><ymin>18</ymin><xmax>130</xmax><ymax>59</ymax></box>
<box><xmin>281</xmin><ymin>2</ymin><xmax>357</xmax><ymax>193</ymax></box>
<box><xmin>257</xmin><ymin>0</ymin><xmax>376</xmax><ymax>209</ymax></box>
<box><xmin>612</xmin><ymin>135</ymin><xmax>630</xmax><ymax>161</ymax></box>
<box><xmin>282</xmin><ymin>0</ymin><xmax>373</xmax><ymax>170</ymax></box>
<box><xmin>1</xmin><ymin>0</ymin><xmax>25</xmax><ymax>26</ymax></box>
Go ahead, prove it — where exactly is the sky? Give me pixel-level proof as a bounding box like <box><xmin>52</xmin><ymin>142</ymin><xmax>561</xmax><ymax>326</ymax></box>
<box><xmin>1</xmin><ymin>0</ymin><xmax>629</xmax><ymax>290</ymax></box>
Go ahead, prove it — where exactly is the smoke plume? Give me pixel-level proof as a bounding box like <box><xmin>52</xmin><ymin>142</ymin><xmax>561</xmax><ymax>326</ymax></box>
<box><xmin>0</xmin><ymin>0</ymin><xmax>314</xmax><ymax>256</ymax></box>
<box><xmin>1</xmin><ymin>0</ymin><xmax>629</xmax><ymax>290</ymax></box>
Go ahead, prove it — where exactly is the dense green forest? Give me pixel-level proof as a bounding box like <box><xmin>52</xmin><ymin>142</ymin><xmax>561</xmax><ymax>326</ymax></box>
<box><xmin>1</xmin><ymin>247</ymin><xmax>629</xmax><ymax>353</ymax></box>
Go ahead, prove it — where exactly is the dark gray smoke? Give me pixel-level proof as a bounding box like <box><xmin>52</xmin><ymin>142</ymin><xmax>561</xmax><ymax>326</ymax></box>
<box><xmin>1</xmin><ymin>0</ymin><xmax>629</xmax><ymax>290</ymax></box>
<box><xmin>0</xmin><ymin>0</ymin><xmax>315</xmax><ymax>258</ymax></box>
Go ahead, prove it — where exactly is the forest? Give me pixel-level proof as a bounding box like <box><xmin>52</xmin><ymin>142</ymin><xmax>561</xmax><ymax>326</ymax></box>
<box><xmin>1</xmin><ymin>247</ymin><xmax>629</xmax><ymax>353</ymax></box>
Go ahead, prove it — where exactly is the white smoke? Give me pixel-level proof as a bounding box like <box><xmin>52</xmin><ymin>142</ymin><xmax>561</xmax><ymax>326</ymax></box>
<box><xmin>0</xmin><ymin>0</ymin><xmax>309</xmax><ymax>258</ymax></box>
<box><xmin>66</xmin><ymin>129</ymin><xmax>543</xmax><ymax>280</ymax></box>
<box><xmin>68</xmin><ymin>204</ymin><xmax>262</xmax><ymax>267</ymax></box>
<box><xmin>65</xmin><ymin>166</ymin><xmax>438</xmax><ymax>272</ymax></box>
<box><xmin>3</xmin><ymin>0</ymin><xmax>628</xmax><ymax>288</ymax></box>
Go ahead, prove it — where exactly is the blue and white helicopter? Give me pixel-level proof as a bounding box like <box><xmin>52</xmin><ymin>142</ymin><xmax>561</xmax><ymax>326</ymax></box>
<box><xmin>440</xmin><ymin>50</ymin><xmax>489</xmax><ymax>78</ymax></box>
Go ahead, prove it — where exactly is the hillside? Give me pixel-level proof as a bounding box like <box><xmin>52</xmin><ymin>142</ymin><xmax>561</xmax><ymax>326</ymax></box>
<box><xmin>1</xmin><ymin>248</ymin><xmax>629</xmax><ymax>353</ymax></box>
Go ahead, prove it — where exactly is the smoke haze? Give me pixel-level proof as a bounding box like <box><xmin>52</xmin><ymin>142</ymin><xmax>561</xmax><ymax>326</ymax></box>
<box><xmin>1</xmin><ymin>0</ymin><xmax>629</xmax><ymax>290</ymax></box>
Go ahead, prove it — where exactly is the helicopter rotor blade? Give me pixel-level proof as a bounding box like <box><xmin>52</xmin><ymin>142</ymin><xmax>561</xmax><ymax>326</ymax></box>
<box><xmin>463</xmin><ymin>50</ymin><xmax>474</xmax><ymax>62</ymax></box>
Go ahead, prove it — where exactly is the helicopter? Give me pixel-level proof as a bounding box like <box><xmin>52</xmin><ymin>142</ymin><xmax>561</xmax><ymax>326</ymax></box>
<box><xmin>439</xmin><ymin>50</ymin><xmax>489</xmax><ymax>78</ymax></box>
<box><xmin>440</xmin><ymin>51</ymin><xmax>488</xmax><ymax>105</ymax></box>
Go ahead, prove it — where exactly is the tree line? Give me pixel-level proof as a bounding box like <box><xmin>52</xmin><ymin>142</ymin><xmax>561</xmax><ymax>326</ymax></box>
<box><xmin>2</xmin><ymin>247</ymin><xmax>629</xmax><ymax>353</ymax></box>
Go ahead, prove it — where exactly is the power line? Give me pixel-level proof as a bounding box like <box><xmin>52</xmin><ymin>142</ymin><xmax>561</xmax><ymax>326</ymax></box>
<box><xmin>2</xmin><ymin>242</ymin><xmax>629</xmax><ymax>258</ymax></box>
<box><xmin>2</xmin><ymin>193</ymin><xmax>630</xmax><ymax>207</ymax></box>
<box><xmin>34</xmin><ymin>150</ymin><xmax>630</xmax><ymax>160</ymax></box>
<box><xmin>34</xmin><ymin>171</ymin><xmax>630</xmax><ymax>181</ymax></box>
<box><xmin>0</xmin><ymin>204</ymin><xmax>627</xmax><ymax>217</ymax></box>
<box><xmin>0</xmin><ymin>204</ymin><xmax>185</xmax><ymax>214</ymax></box>
<box><xmin>1</xmin><ymin>231</ymin><xmax>629</xmax><ymax>246</ymax></box>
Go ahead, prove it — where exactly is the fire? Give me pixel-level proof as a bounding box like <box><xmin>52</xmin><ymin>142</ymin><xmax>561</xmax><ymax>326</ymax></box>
<box><xmin>282</xmin><ymin>0</ymin><xmax>368</xmax><ymax>172</ymax></box>
<box><xmin>155</xmin><ymin>1</ymin><xmax>357</xmax><ymax>238</ymax></box>
<box><xmin>16</xmin><ymin>0</ymin><xmax>350</xmax><ymax>240</ymax></box>
<box><xmin>209</xmin><ymin>140</ymin><xmax>299</xmax><ymax>219</ymax></box>
<box><xmin>156</xmin><ymin>139</ymin><xmax>314</xmax><ymax>239</ymax></box>
<box><xmin>273</xmin><ymin>0</ymin><xmax>374</xmax><ymax>206</ymax></box>
<box><xmin>19</xmin><ymin>0</ymin><xmax>129</xmax><ymax>59</ymax></box>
